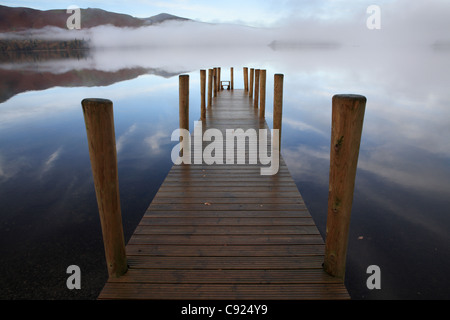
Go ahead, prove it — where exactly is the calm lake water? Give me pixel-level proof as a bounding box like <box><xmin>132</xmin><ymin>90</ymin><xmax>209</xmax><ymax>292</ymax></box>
<box><xmin>0</xmin><ymin>44</ymin><xmax>449</xmax><ymax>300</ymax></box>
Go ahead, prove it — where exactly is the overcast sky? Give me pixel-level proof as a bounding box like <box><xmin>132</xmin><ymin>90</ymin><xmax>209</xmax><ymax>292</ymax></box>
<box><xmin>2</xmin><ymin>0</ymin><xmax>449</xmax><ymax>49</ymax></box>
<box><xmin>2</xmin><ymin>0</ymin><xmax>448</xmax><ymax>28</ymax></box>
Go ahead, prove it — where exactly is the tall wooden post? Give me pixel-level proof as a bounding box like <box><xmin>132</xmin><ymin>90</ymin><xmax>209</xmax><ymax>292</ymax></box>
<box><xmin>254</xmin><ymin>69</ymin><xmax>260</xmax><ymax>108</ymax></box>
<box><xmin>208</xmin><ymin>69</ymin><xmax>213</xmax><ymax>107</ymax></box>
<box><xmin>324</xmin><ymin>94</ymin><xmax>366</xmax><ymax>280</ymax></box>
<box><xmin>217</xmin><ymin>67</ymin><xmax>220</xmax><ymax>96</ymax></box>
<box><xmin>218</xmin><ymin>67</ymin><xmax>221</xmax><ymax>91</ymax></box>
<box><xmin>273</xmin><ymin>74</ymin><xmax>284</xmax><ymax>148</ymax></box>
<box><xmin>259</xmin><ymin>69</ymin><xmax>266</xmax><ymax>118</ymax></box>
<box><xmin>213</xmin><ymin>68</ymin><xmax>217</xmax><ymax>97</ymax></box>
<box><xmin>216</xmin><ymin>67</ymin><xmax>220</xmax><ymax>94</ymax></box>
<box><xmin>179</xmin><ymin>75</ymin><xmax>189</xmax><ymax>131</ymax></box>
<box><xmin>81</xmin><ymin>98</ymin><xmax>127</xmax><ymax>279</ymax></box>
<box><xmin>243</xmin><ymin>67</ymin><xmax>248</xmax><ymax>93</ymax></box>
<box><xmin>249</xmin><ymin>68</ymin><xmax>254</xmax><ymax>99</ymax></box>
<box><xmin>200</xmin><ymin>70</ymin><xmax>206</xmax><ymax>119</ymax></box>
<box><xmin>230</xmin><ymin>67</ymin><xmax>234</xmax><ymax>90</ymax></box>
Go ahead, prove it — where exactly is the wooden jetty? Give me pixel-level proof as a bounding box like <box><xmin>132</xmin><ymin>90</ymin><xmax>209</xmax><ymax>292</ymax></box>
<box><xmin>82</xmin><ymin>67</ymin><xmax>366</xmax><ymax>300</ymax></box>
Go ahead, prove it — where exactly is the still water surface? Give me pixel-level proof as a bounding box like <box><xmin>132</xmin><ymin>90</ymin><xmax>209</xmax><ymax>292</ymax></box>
<box><xmin>0</xmin><ymin>45</ymin><xmax>449</xmax><ymax>299</ymax></box>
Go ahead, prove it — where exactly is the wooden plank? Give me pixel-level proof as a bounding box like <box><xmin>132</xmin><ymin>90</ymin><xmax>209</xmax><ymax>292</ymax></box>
<box><xmin>151</xmin><ymin>197</ymin><xmax>304</xmax><ymax>204</ymax></box>
<box><xmin>133</xmin><ymin>225</ymin><xmax>320</xmax><ymax>235</ymax></box>
<box><xmin>108</xmin><ymin>269</ymin><xmax>341</xmax><ymax>284</ymax></box>
<box><xmin>147</xmin><ymin>203</ymin><xmax>308</xmax><ymax>211</ymax></box>
<box><xmin>99</xmin><ymin>283</ymin><xmax>350</xmax><ymax>300</ymax></box>
<box><xmin>138</xmin><ymin>217</ymin><xmax>317</xmax><ymax>226</ymax></box>
<box><xmin>127</xmin><ymin>234</ymin><xmax>325</xmax><ymax>245</ymax></box>
<box><xmin>125</xmin><ymin>244</ymin><xmax>325</xmax><ymax>257</ymax></box>
<box><xmin>158</xmin><ymin>186</ymin><xmax>301</xmax><ymax>192</ymax></box>
<box><xmin>126</xmin><ymin>256</ymin><xmax>324</xmax><ymax>269</ymax></box>
<box><xmin>163</xmin><ymin>177</ymin><xmax>296</xmax><ymax>182</ymax></box>
<box><xmin>166</xmin><ymin>173</ymin><xmax>292</xmax><ymax>178</ymax></box>
<box><xmin>144</xmin><ymin>210</ymin><xmax>311</xmax><ymax>218</ymax></box>
<box><xmin>153</xmin><ymin>191</ymin><xmax>302</xmax><ymax>197</ymax></box>
<box><xmin>160</xmin><ymin>181</ymin><xmax>298</xmax><ymax>187</ymax></box>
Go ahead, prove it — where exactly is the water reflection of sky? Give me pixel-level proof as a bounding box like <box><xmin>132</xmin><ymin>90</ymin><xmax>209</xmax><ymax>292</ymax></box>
<box><xmin>273</xmin><ymin>47</ymin><xmax>450</xmax><ymax>299</ymax></box>
<box><xmin>1</xmin><ymin>45</ymin><xmax>449</xmax><ymax>299</ymax></box>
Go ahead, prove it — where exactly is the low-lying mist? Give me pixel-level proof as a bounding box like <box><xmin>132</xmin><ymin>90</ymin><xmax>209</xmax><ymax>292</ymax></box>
<box><xmin>0</xmin><ymin>0</ymin><xmax>448</xmax><ymax>85</ymax></box>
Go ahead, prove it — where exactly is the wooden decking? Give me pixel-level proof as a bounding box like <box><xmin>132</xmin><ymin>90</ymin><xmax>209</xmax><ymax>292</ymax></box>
<box><xmin>98</xmin><ymin>89</ymin><xmax>350</xmax><ymax>300</ymax></box>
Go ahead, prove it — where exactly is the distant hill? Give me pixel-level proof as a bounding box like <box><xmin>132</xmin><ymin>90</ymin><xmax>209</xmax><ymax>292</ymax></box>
<box><xmin>0</xmin><ymin>5</ymin><xmax>189</xmax><ymax>32</ymax></box>
<box><xmin>140</xmin><ymin>13</ymin><xmax>190</xmax><ymax>25</ymax></box>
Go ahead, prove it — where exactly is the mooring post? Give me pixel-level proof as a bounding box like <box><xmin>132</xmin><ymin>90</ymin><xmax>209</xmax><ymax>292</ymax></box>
<box><xmin>254</xmin><ymin>69</ymin><xmax>260</xmax><ymax>108</ymax></box>
<box><xmin>179</xmin><ymin>75</ymin><xmax>189</xmax><ymax>131</ymax></box>
<box><xmin>230</xmin><ymin>67</ymin><xmax>234</xmax><ymax>90</ymax></box>
<box><xmin>273</xmin><ymin>74</ymin><xmax>284</xmax><ymax>148</ymax></box>
<box><xmin>324</xmin><ymin>94</ymin><xmax>366</xmax><ymax>280</ymax></box>
<box><xmin>213</xmin><ymin>68</ymin><xmax>217</xmax><ymax>97</ymax></box>
<box><xmin>208</xmin><ymin>69</ymin><xmax>213</xmax><ymax>107</ymax></box>
<box><xmin>216</xmin><ymin>67</ymin><xmax>220</xmax><ymax>93</ymax></box>
<box><xmin>81</xmin><ymin>98</ymin><xmax>128</xmax><ymax>279</ymax></box>
<box><xmin>259</xmin><ymin>69</ymin><xmax>266</xmax><ymax>118</ymax></box>
<box><xmin>249</xmin><ymin>68</ymin><xmax>254</xmax><ymax>99</ymax></box>
<box><xmin>200</xmin><ymin>70</ymin><xmax>206</xmax><ymax>119</ymax></box>
<box><xmin>179</xmin><ymin>75</ymin><xmax>190</xmax><ymax>162</ymax></box>
<box><xmin>243</xmin><ymin>67</ymin><xmax>248</xmax><ymax>93</ymax></box>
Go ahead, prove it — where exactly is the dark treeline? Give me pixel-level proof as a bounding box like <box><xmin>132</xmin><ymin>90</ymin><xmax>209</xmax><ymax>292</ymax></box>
<box><xmin>0</xmin><ymin>38</ymin><xmax>89</xmax><ymax>52</ymax></box>
<box><xmin>0</xmin><ymin>38</ymin><xmax>89</xmax><ymax>62</ymax></box>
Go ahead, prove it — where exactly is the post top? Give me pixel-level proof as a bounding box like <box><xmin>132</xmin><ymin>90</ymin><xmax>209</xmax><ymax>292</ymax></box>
<box><xmin>81</xmin><ymin>98</ymin><xmax>113</xmax><ymax>106</ymax></box>
<box><xmin>332</xmin><ymin>94</ymin><xmax>367</xmax><ymax>102</ymax></box>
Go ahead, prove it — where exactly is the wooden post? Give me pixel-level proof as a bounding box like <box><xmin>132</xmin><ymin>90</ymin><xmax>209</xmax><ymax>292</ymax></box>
<box><xmin>254</xmin><ymin>69</ymin><xmax>260</xmax><ymax>108</ymax></box>
<box><xmin>217</xmin><ymin>67</ymin><xmax>220</xmax><ymax>97</ymax></box>
<box><xmin>200</xmin><ymin>70</ymin><xmax>206</xmax><ymax>119</ymax></box>
<box><xmin>259</xmin><ymin>69</ymin><xmax>266</xmax><ymax>118</ymax></box>
<box><xmin>324</xmin><ymin>94</ymin><xmax>366</xmax><ymax>280</ymax></box>
<box><xmin>243</xmin><ymin>67</ymin><xmax>248</xmax><ymax>93</ymax></box>
<box><xmin>208</xmin><ymin>69</ymin><xmax>213</xmax><ymax>107</ymax></box>
<box><xmin>249</xmin><ymin>68</ymin><xmax>254</xmax><ymax>99</ymax></box>
<box><xmin>230</xmin><ymin>67</ymin><xmax>234</xmax><ymax>90</ymax></box>
<box><xmin>218</xmin><ymin>67</ymin><xmax>221</xmax><ymax>91</ymax></box>
<box><xmin>179</xmin><ymin>75</ymin><xmax>190</xmax><ymax>162</ymax></box>
<box><xmin>273</xmin><ymin>74</ymin><xmax>284</xmax><ymax>148</ymax></box>
<box><xmin>216</xmin><ymin>67</ymin><xmax>220</xmax><ymax>94</ymax></box>
<box><xmin>213</xmin><ymin>68</ymin><xmax>217</xmax><ymax>97</ymax></box>
<box><xmin>179</xmin><ymin>75</ymin><xmax>189</xmax><ymax>131</ymax></box>
<box><xmin>81</xmin><ymin>98</ymin><xmax>127</xmax><ymax>279</ymax></box>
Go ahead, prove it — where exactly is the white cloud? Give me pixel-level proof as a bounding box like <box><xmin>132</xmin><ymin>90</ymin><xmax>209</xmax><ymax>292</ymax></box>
<box><xmin>144</xmin><ymin>130</ymin><xmax>170</xmax><ymax>154</ymax></box>
<box><xmin>116</xmin><ymin>124</ymin><xmax>137</xmax><ymax>154</ymax></box>
<box><xmin>0</xmin><ymin>153</ymin><xmax>30</xmax><ymax>182</ymax></box>
<box><xmin>41</xmin><ymin>146</ymin><xmax>63</xmax><ymax>175</ymax></box>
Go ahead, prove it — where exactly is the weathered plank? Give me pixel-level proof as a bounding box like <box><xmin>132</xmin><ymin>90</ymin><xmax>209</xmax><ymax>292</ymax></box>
<box><xmin>127</xmin><ymin>234</ymin><xmax>325</xmax><ymax>245</ymax></box>
<box><xmin>107</xmin><ymin>269</ymin><xmax>342</xmax><ymax>284</ymax></box>
<box><xmin>138</xmin><ymin>217</ymin><xmax>317</xmax><ymax>226</ymax></box>
<box><xmin>99</xmin><ymin>283</ymin><xmax>350</xmax><ymax>300</ymax></box>
<box><xmin>125</xmin><ymin>244</ymin><xmax>325</xmax><ymax>256</ymax></box>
